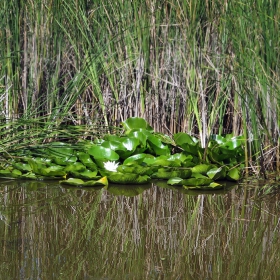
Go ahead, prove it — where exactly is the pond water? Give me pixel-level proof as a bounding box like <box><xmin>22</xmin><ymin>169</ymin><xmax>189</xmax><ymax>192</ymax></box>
<box><xmin>0</xmin><ymin>179</ymin><xmax>279</xmax><ymax>280</ymax></box>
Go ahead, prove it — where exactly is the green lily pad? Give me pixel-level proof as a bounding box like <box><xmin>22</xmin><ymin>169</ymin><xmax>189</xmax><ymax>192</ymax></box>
<box><xmin>123</xmin><ymin>153</ymin><xmax>153</xmax><ymax>165</ymax></box>
<box><xmin>151</xmin><ymin>167</ymin><xmax>192</xmax><ymax>179</ymax></box>
<box><xmin>65</xmin><ymin>162</ymin><xmax>87</xmax><ymax>173</ymax></box>
<box><xmin>207</xmin><ymin>166</ymin><xmax>227</xmax><ymax>180</ymax></box>
<box><xmin>107</xmin><ymin>173</ymin><xmax>151</xmax><ymax>184</ymax></box>
<box><xmin>12</xmin><ymin>162</ymin><xmax>32</xmax><ymax>172</ymax></box>
<box><xmin>122</xmin><ymin>117</ymin><xmax>153</xmax><ymax>133</ymax></box>
<box><xmin>117</xmin><ymin>164</ymin><xmax>152</xmax><ymax>176</ymax></box>
<box><xmin>181</xmin><ymin>175</ymin><xmax>213</xmax><ymax>186</ymax></box>
<box><xmin>226</xmin><ymin>167</ymin><xmax>240</xmax><ymax>181</ymax></box>
<box><xmin>191</xmin><ymin>164</ymin><xmax>214</xmax><ymax>175</ymax></box>
<box><xmin>147</xmin><ymin>134</ymin><xmax>170</xmax><ymax>156</ymax></box>
<box><xmin>77</xmin><ymin>152</ymin><xmax>97</xmax><ymax>171</ymax></box>
<box><xmin>70</xmin><ymin>169</ymin><xmax>99</xmax><ymax>180</ymax></box>
<box><xmin>88</xmin><ymin>145</ymin><xmax>119</xmax><ymax>161</ymax></box>
<box><xmin>60</xmin><ymin>176</ymin><xmax>108</xmax><ymax>187</ymax></box>
<box><xmin>0</xmin><ymin>168</ymin><xmax>22</xmax><ymax>179</ymax></box>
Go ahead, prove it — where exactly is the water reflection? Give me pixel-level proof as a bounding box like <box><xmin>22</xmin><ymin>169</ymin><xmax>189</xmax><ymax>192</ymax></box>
<box><xmin>0</xmin><ymin>179</ymin><xmax>279</xmax><ymax>279</ymax></box>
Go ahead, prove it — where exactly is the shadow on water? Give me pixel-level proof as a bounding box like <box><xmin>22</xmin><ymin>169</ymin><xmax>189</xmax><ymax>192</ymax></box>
<box><xmin>0</xmin><ymin>179</ymin><xmax>279</xmax><ymax>279</ymax></box>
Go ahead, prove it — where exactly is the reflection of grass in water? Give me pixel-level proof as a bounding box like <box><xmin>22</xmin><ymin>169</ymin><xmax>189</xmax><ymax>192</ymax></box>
<box><xmin>0</xmin><ymin>182</ymin><xmax>279</xmax><ymax>279</ymax></box>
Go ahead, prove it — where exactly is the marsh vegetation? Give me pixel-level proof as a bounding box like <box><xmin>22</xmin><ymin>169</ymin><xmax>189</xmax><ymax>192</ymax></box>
<box><xmin>0</xmin><ymin>0</ymin><xmax>279</xmax><ymax>174</ymax></box>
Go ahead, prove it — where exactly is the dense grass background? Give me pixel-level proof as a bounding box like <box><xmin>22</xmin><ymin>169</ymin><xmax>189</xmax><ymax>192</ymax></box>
<box><xmin>0</xmin><ymin>0</ymin><xmax>279</xmax><ymax>171</ymax></box>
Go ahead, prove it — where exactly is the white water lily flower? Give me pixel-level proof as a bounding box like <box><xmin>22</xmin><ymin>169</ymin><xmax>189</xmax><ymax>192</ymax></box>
<box><xmin>104</xmin><ymin>161</ymin><xmax>119</xmax><ymax>172</ymax></box>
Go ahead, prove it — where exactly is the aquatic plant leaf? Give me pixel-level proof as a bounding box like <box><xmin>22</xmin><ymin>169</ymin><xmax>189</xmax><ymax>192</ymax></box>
<box><xmin>151</xmin><ymin>167</ymin><xmax>192</xmax><ymax>179</ymax></box>
<box><xmin>117</xmin><ymin>137</ymin><xmax>141</xmax><ymax>158</ymax></box>
<box><xmin>181</xmin><ymin>176</ymin><xmax>213</xmax><ymax>186</ymax></box>
<box><xmin>101</xmin><ymin>140</ymin><xmax>122</xmax><ymax>151</ymax></box>
<box><xmin>70</xmin><ymin>169</ymin><xmax>99</xmax><ymax>180</ymax></box>
<box><xmin>77</xmin><ymin>152</ymin><xmax>97</xmax><ymax>171</ymax></box>
<box><xmin>65</xmin><ymin>162</ymin><xmax>86</xmax><ymax>173</ymax></box>
<box><xmin>226</xmin><ymin>167</ymin><xmax>240</xmax><ymax>181</ymax></box>
<box><xmin>191</xmin><ymin>164</ymin><xmax>215</xmax><ymax>175</ymax></box>
<box><xmin>147</xmin><ymin>134</ymin><xmax>170</xmax><ymax>156</ymax></box>
<box><xmin>207</xmin><ymin>166</ymin><xmax>227</xmax><ymax>180</ymax></box>
<box><xmin>167</xmin><ymin>177</ymin><xmax>184</xmax><ymax>186</ymax></box>
<box><xmin>107</xmin><ymin>173</ymin><xmax>151</xmax><ymax>184</ymax></box>
<box><xmin>127</xmin><ymin>130</ymin><xmax>148</xmax><ymax>147</ymax></box>
<box><xmin>40</xmin><ymin>165</ymin><xmax>66</xmax><ymax>177</ymax></box>
<box><xmin>123</xmin><ymin>153</ymin><xmax>152</xmax><ymax>165</ymax></box>
<box><xmin>12</xmin><ymin>162</ymin><xmax>32</xmax><ymax>172</ymax></box>
<box><xmin>122</xmin><ymin>117</ymin><xmax>153</xmax><ymax>133</ymax></box>
<box><xmin>83</xmin><ymin>176</ymin><xmax>108</xmax><ymax>187</ymax></box>
<box><xmin>173</xmin><ymin>132</ymin><xmax>198</xmax><ymax>146</ymax></box>
<box><xmin>88</xmin><ymin>145</ymin><xmax>119</xmax><ymax>160</ymax></box>
<box><xmin>0</xmin><ymin>168</ymin><xmax>22</xmax><ymax>178</ymax></box>
<box><xmin>60</xmin><ymin>176</ymin><xmax>108</xmax><ymax>187</ymax></box>
<box><xmin>168</xmin><ymin>153</ymin><xmax>192</xmax><ymax>162</ymax></box>
<box><xmin>117</xmin><ymin>164</ymin><xmax>152</xmax><ymax>176</ymax></box>
<box><xmin>143</xmin><ymin>156</ymin><xmax>180</xmax><ymax>167</ymax></box>
<box><xmin>53</xmin><ymin>155</ymin><xmax>78</xmax><ymax>165</ymax></box>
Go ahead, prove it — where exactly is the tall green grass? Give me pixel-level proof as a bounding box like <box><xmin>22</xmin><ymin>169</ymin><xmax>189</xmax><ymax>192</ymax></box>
<box><xmin>0</xmin><ymin>0</ymin><xmax>279</xmax><ymax>171</ymax></box>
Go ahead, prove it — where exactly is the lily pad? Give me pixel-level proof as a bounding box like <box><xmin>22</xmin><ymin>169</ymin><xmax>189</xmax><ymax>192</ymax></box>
<box><xmin>88</xmin><ymin>145</ymin><xmax>119</xmax><ymax>161</ymax></box>
<box><xmin>60</xmin><ymin>176</ymin><xmax>108</xmax><ymax>187</ymax></box>
<box><xmin>107</xmin><ymin>173</ymin><xmax>151</xmax><ymax>184</ymax></box>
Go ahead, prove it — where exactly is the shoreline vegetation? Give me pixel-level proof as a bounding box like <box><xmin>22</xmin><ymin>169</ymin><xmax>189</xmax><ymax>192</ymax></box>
<box><xmin>1</xmin><ymin>0</ymin><xmax>279</xmax><ymax>174</ymax></box>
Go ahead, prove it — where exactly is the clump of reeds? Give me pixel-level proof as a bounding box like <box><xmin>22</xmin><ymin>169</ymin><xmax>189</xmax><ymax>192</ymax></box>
<box><xmin>0</xmin><ymin>0</ymin><xmax>279</xmax><ymax>172</ymax></box>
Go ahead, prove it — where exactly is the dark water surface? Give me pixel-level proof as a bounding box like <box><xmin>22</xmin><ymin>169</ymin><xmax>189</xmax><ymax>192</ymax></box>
<box><xmin>0</xmin><ymin>179</ymin><xmax>279</xmax><ymax>280</ymax></box>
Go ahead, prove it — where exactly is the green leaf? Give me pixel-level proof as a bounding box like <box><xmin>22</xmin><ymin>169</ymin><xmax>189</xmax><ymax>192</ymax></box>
<box><xmin>117</xmin><ymin>164</ymin><xmax>152</xmax><ymax>176</ymax></box>
<box><xmin>123</xmin><ymin>153</ymin><xmax>153</xmax><ymax>165</ymax></box>
<box><xmin>70</xmin><ymin>169</ymin><xmax>99</xmax><ymax>180</ymax></box>
<box><xmin>65</xmin><ymin>162</ymin><xmax>86</xmax><ymax>173</ymax></box>
<box><xmin>107</xmin><ymin>173</ymin><xmax>151</xmax><ymax>184</ymax></box>
<box><xmin>77</xmin><ymin>152</ymin><xmax>97</xmax><ymax>171</ymax></box>
<box><xmin>226</xmin><ymin>167</ymin><xmax>240</xmax><ymax>181</ymax></box>
<box><xmin>181</xmin><ymin>175</ymin><xmax>213</xmax><ymax>186</ymax></box>
<box><xmin>0</xmin><ymin>168</ymin><xmax>22</xmax><ymax>178</ymax></box>
<box><xmin>87</xmin><ymin>145</ymin><xmax>119</xmax><ymax>161</ymax></box>
<box><xmin>147</xmin><ymin>134</ymin><xmax>170</xmax><ymax>156</ymax></box>
<box><xmin>12</xmin><ymin>162</ymin><xmax>32</xmax><ymax>172</ymax></box>
<box><xmin>167</xmin><ymin>177</ymin><xmax>184</xmax><ymax>186</ymax></box>
<box><xmin>122</xmin><ymin>117</ymin><xmax>153</xmax><ymax>133</ymax></box>
<box><xmin>28</xmin><ymin>158</ymin><xmax>66</xmax><ymax>177</ymax></box>
<box><xmin>127</xmin><ymin>130</ymin><xmax>148</xmax><ymax>147</ymax></box>
<box><xmin>191</xmin><ymin>164</ymin><xmax>215</xmax><ymax>175</ymax></box>
<box><xmin>152</xmin><ymin>167</ymin><xmax>192</xmax><ymax>179</ymax></box>
<box><xmin>207</xmin><ymin>166</ymin><xmax>227</xmax><ymax>180</ymax></box>
<box><xmin>60</xmin><ymin>176</ymin><xmax>108</xmax><ymax>187</ymax></box>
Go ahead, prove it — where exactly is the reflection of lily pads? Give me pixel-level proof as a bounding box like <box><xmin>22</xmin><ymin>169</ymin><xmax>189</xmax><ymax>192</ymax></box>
<box><xmin>183</xmin><ymin>182</ymin><xmax>224</xmax><ymax>190</ymax></box>
<box><xmin>105</xmin><ymin>183</ymin><xmax>151</xmax><ymax>197</ymax></box>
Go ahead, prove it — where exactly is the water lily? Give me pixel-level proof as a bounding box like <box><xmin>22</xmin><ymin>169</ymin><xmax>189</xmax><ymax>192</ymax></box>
<box><xmin>104</xmin><ymin>161</ymin><xmax>119</xmax><ymax>172</ymax></box>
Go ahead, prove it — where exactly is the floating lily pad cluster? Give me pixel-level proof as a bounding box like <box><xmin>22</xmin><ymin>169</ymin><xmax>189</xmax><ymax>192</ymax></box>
<box><xmin>0</xmin><ymin>117</ymin><xmax>245</xmax><ymax>190</ymax></box>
